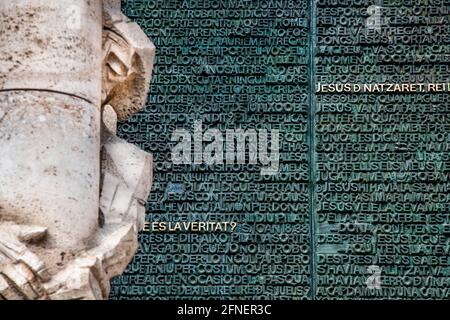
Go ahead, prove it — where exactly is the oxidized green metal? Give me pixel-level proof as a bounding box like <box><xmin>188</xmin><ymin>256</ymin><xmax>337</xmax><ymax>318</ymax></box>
<box><xmin>111</xmin><ymin>0</ymin><xmax>450</xmax><ymax>300</ymax></box>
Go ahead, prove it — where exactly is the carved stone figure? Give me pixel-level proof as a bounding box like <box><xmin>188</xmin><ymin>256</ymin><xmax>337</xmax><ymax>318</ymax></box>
<box><xmin>0</xmin><ymin>0</ymin><xmax>155</xmax><ymax>299</ymax></box>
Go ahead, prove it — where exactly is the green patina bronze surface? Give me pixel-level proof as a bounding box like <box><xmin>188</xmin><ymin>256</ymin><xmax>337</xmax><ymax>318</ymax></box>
<box><xmin>111</xmin><ymin>0</ymin><xmax>450</xmax><ymax>299</ymax></box>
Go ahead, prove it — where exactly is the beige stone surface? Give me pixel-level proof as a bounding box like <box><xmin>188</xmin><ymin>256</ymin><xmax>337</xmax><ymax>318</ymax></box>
<box><xmin>0</xmin><ymin>0</ymin><xmax>155</xmax><ymax>300</ymax></box>
<box><xmin>102</xmin><ymin>2</ymin><xmax>156</xmax><ymax>121</ymax></box>
<box><xmin>0</xmin><ymin>0</ymin><xmax>103</xmax><ymax>105</ymax></box>
<box><xmin>0</xmin><ymin>92</ymin><xmax>101</xmax><ymax>250</ymax></box>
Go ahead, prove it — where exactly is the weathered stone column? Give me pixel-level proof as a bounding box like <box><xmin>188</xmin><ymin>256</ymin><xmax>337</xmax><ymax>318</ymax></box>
<box><xmin>0</xmin><ymin>0</ymin><xmax>155</xmax><ymax>299</ymax></box>
<box><xmin>0</xmin><ymin>0</ymin><xmax>103</xmax><ymax>250</ymax></box>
